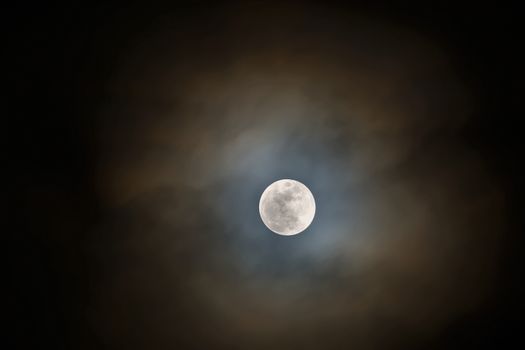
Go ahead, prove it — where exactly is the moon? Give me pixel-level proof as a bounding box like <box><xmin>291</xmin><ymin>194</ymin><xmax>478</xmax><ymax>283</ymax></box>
<box><xmin>259</xmin><ymin>179</ymin><xmax>316</xmax><ymax>236</ymax></box>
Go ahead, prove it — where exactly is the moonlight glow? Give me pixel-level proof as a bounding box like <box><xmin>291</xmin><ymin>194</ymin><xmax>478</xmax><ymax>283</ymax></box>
<box><xmin>259</xmin><ymin>179</ymin><xmax>316</xmax><ymax>236</ymax></box>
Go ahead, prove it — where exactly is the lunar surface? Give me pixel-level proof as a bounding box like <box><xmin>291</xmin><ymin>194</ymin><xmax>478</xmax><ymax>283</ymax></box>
<box><xmin>259</xmin><ymin>179</ymin><xmax>316</xmax><ymax>236</ymax></box>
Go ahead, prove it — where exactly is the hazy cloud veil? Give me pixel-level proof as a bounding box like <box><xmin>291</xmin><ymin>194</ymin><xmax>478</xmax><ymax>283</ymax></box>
<box><xmin>91</xmin><ymin>5</ymin><xmax>504</xmax><ymax>349</ymax></box>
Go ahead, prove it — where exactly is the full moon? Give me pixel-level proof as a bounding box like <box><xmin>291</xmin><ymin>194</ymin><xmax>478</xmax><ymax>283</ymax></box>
<box><xmin>259</xmin><ymin>179</ymin><xmax>316</xmax><ymax>236</ymax></box>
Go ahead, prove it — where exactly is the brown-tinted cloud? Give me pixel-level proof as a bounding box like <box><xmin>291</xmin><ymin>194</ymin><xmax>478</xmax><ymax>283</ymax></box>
<box><xmin>88</xmin><ymin>4</ymin><xmax>505</xmax><ymax>349</ymax></box>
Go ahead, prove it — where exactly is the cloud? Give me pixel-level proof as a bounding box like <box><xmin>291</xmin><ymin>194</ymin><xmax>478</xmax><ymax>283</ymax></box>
<box><xmin>89</xmin><ymin>6</ymin><xmax>505</xmax><ymax>349</ymax></box>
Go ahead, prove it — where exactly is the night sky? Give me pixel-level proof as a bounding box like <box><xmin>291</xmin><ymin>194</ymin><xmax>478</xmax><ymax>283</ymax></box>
<box><xmin>8</xmin><ymin>1</ymin><xmax>523</xmax><ymax>349</ymax></box>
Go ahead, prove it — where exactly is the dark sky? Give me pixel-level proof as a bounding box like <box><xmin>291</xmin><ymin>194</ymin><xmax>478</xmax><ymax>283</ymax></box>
<box><xmin>8</xmin><ymin>1</ymin><xmax>523</xmax><ymax>349</ymax></box>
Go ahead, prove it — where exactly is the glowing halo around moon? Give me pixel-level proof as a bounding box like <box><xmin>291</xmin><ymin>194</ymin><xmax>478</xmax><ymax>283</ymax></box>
<box><xmin>259</xmin><ymin>179</ymin><xmax>316</xmax><ymax>236</ymax></box>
